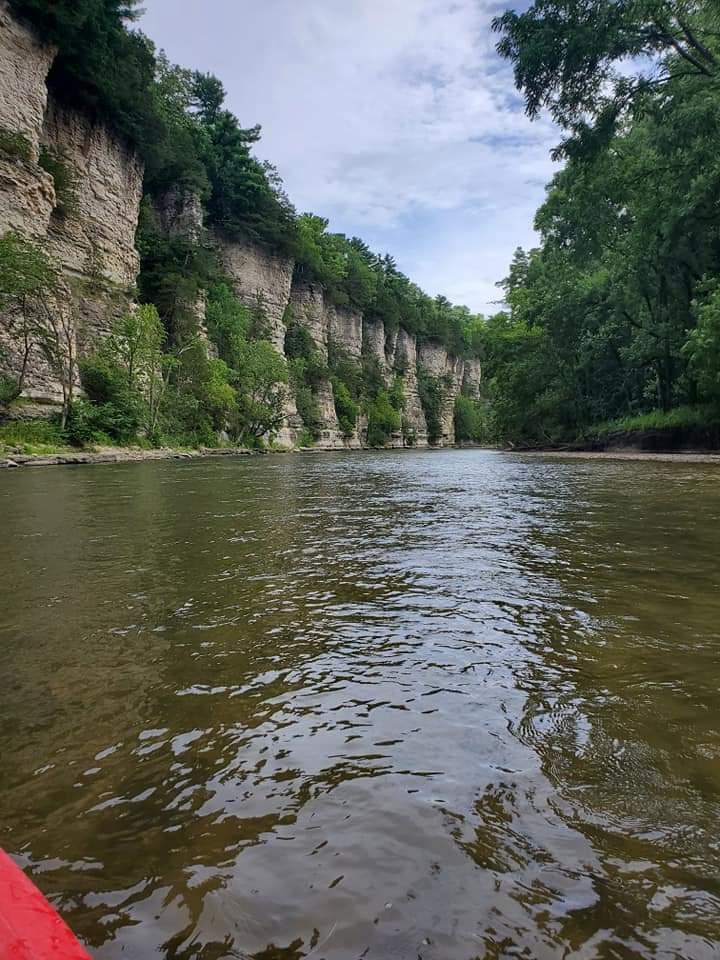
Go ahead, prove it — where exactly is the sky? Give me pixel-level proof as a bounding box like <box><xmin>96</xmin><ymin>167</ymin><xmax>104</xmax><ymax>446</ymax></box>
<box><xmin>139</xmin><ymin>0</ymin><xmax>558</xmax><ymax>314</ymax></box>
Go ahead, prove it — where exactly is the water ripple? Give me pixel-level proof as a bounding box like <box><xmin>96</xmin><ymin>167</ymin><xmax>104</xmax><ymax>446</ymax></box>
<box><xmin>1</xmin><ymin>451</ymin><xmax>720</xmax><ymax>959</ymax></box>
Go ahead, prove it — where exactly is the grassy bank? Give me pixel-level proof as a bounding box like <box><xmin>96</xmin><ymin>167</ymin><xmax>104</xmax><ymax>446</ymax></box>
<box><xmin>581</xmin><ymin>406</ymin><xmax>720</xmax><ymax>453</ymax></box>
<box><xmin>0</xmin><ymin>418</ymin><xmax>256</xmax><ymax>465</ymax></box>
<box><xmin>0</xmin><ymin>418</ymin><xmax>71</xmax><ymax>456</ymax></box>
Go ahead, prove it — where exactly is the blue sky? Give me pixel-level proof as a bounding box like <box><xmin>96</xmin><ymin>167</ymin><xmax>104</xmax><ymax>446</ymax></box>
<box><xmin>139</xmin><ymin>0</ymin><xmax>557</xmax><ymax>313</ymax></box>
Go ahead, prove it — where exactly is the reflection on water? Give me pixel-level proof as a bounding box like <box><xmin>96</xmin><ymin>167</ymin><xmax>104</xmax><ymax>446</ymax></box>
<box><xmin>1</xmin><ymin>450</ymin><xmax>720</xmax><ymax>959</ymax></box>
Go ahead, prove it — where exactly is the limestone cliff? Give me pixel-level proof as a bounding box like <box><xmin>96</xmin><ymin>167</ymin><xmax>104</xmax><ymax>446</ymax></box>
<box><xmin>0</xmin><ymin>0</ymin><xmax>55</xmax><ymax>238</ymax></box>
<box><xmin>153</xmin><ymin>186</ymin><xmax>213</xmax><ymax>348</ymax></box>
<box><xmin>216</xmin><ymin>236</ymin><xmax>303</xmax><ymax>446</ymax></box>
<box><xmin>418</xmin><ymin>343</ymin><xmax>466</xmax><ymax>446</ymax></box>
<box><xmin>40</xmin><ymin>100</ymin><xmax>143</xmax><ymax>357</ymax></box>
<box><xmin>287</xmin><ymin>281</ymin><xmax>365</xmax><ymax>448</ymax></box>
<box><xmin>217</xmin><ymin>235</ymin><xmax>294</xmax><ymax>355</ymax></box>
<box><xmin>0</xmin><ymin>3</ymin><xmax>479</xmax><ymax>444</ymax></box>
<box><xmin>217</xmin><ymin>239</ymin><xmax>479</xmax><ymax>449</ymax></box>
<box><xmin>0</xmin><ymin>1</ymin><xmax>143</xmax><ymax>400</ymax></box>
<box><xmin>393</xmin><ymin>329</ymin><xmax>428</xmax><ymax>447</ymax></box>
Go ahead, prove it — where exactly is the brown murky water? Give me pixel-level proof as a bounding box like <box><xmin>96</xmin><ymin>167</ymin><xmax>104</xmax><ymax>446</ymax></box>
<box><xmin>1</xmin><ymin>450</ymin><xmax>720</xmax><ymax>959</ymax></box>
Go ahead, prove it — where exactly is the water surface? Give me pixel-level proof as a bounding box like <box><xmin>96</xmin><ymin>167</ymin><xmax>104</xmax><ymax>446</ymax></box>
<box><xmin>1</xmin><ymin>450</ymin><xmax>720</xmax><ymax>959</ymax></box>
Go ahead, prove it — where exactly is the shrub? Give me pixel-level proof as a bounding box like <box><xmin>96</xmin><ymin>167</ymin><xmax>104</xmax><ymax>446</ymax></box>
<box><xmin>454</xmin><ymin>395</ymin><xmax>487</xmax><ymax>443</ymax></box>
<box><xmin>75</xmin><ymin>357</ymin><xmax>143</xmax><ymax>443</ymax></box>
<box><xmin>328</xmin><ymin>339</ymin><xmax>363</xmax><ymax>398</ymax></box>
<box><xmin>39</xmin><ymin>146</ymin><xmax>79</xmax><ymax>219</ymax></box>
<box><xmin>284</xmin><ymin>314</ymin><xmax>316</xmax><ymax>360</ymax></box>
<box><xmin>293</xmin><ymin>380</ymin><xmax>323</xmax><ymax>438</ymax></box>
<box><xmin>0</xmin><ymin>418</ymin><xmax>67</xmax><ymax>454</ymax></box>
<box><xmin>333</xmin><ymin>379</ymin><xmax>359</xmax><ymax>436</ymax></box>
<box><xmin>592</xmin><ymin>406</ymin><xmax>716</xmax><ymax>437</ymax></box>
<box><xmin>0</xmin><ymin>128</ymin><xmax>32</xmax><ymax>162</ymax></box>
<box><xmin>297</xmin><ymin>427</ymin><xmax>315</xmax><ymax>448</ymax></box>
<box><xmin>366</xmin><ymin>388</ymin><xmax>401</xmax><ymax>447</ymax></box>
<box><xmin>0</xmin><ymin>375</ymin><xmax>21</xmax><ymax>407</ymax></box>
<box><xmin>388</xmin><ymin>375</ymin><xmax>404</xmax><ymax>411</ymax></box>
<box><xmin>684</xmin><ymin>284</ymin><xmax>720</xmax><ymax>409</ymax></box>
<box><xmin>206</xmin><ymin>282</ymin><xmax>250</xmax><ymax>362</ymax></box>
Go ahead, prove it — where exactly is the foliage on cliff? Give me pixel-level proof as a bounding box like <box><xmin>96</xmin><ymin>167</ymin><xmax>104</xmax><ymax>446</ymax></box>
<box><xmin>477</xmin><ymin>0</ymin><xmax>720</xmax><ymax>446</ymax></box>
<box><xmin>292</xmin><ymin>217</ymin><xmax>482</xmax><ymax>355</ymax></box>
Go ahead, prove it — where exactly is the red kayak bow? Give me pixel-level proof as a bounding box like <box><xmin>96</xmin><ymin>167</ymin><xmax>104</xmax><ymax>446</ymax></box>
<box><xmin>0</xmin><ymin>850</ymin><xmax>91</xmax><ymax>959</ymax></box>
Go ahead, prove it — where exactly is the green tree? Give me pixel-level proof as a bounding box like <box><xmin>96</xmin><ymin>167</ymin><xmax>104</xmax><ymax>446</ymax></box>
<box><xmin>493</xmin><ymin>0</ymin><xmax>720</xmax><ymax>156</ymax></box>
<box><xmin>684</xmin><ymin>284</ymin><xmax>720</xmax><ymax>409</ymax></box>
<box><xmin>232</xmin><ymin>340</ymin><xmax>288</xmax><ymax>443</ymax></box>
<box><xmin>0</xmin><ymin>232</ymin><xmax>76</xmax><ymax>427</ymax></box>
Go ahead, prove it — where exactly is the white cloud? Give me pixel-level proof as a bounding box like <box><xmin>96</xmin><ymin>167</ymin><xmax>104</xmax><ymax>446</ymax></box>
<box><xmin>140</xmin><ymin>0</ymin><xmax>559</xmax><ymax>311</ymax></box>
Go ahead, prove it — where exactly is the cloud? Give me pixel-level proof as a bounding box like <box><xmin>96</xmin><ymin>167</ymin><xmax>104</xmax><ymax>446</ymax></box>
<box><xmin>139</xmin><ymin>0</ymin><xmax>559</xmax><ymax>312</ymax></box>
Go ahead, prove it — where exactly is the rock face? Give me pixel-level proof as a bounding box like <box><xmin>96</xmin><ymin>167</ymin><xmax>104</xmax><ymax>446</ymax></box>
<box><xmin>287</xmin><ymin>282</ymin><xmax>363</xmax><ymax>448</ymax></box>
<box><xmin>418</xmin><ymin>343</ymin><xmax>466</xmax><ymax>446</ymax></box>
<box><xmin>0</xmin><ymin>2</ymin><xmax>144</xmax><ymax>400</ymax></box>
<box><xmin>0</xmin><ymin>3</ymin><xmax>55</xmax><ymax>147</ymax></box>
<box><xmin>0</xmin><ymin>3</ymin><xmax>479</xmax><ymax>444</ymax></box>
<box><xmin>462</xmin><ymin>358</ymin><xmax>482</xmax><ymax>396</ymax></box>
<box><xmin>155</xmin><ymin>185</ymin><xmax>204</xmax><ymax>241</ymax></box>
<box><xmin>217</xmin><ymin>239</ymin><xmax>481</xmax><ymax>448</ymax></box>
<box><xmin>0</xmin><ymin>0</ymin><xmax>56</xmax><ymax>237</ymax></box>
<box><xmin>393</xmin><ymin>329</ymin><xmax>428</xmax><ymax>446</ymax></box>
<box><xmin>217</xmin><ymin>236</ymin><xmax>294</xmax><ymax>354</ymax></box>
<box><xmin>152</xmin><ymin>186</ymin><xmax>215</xmax><ymax>352</ymax></box>
<box><xmin>289</xmin><ymin>283</ymin><xmax>327</xmax><ymax>358</ymax></box>
<box><xmin>216</xmin><ymin>236</ymin><xmax>302</xmax><ymax>447</ymax></box>
<box><xmin>209</xmin><ymin>234</ymin><xmax>480</xmax><ymax>448</ymax></box>
<box><xmin>41</xmin><ymin>102</ymin><xmax>142</xmax><ymax>290</ymax></box>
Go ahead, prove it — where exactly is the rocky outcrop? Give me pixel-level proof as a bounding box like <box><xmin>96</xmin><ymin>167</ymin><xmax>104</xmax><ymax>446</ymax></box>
<box><xmin>287</xmin><ymin>281</ymin><xmax>363</xmax><ymax>448</ymax></box>
<box><xmin>328</xmin><ymin>303</ymin><xmax>362</xmax><ymax>361</ymax></box>
<box><xmin>289</xmin><ymin>283</ymin><xmax>327</xmax><ymax>358</ymax></box>
<box><xmin>0</xmin><ymin>4</ymin><xmax>144</xmax><ymax>400</ymax></box>
<box><xmin>217</xmin><ymin>236</ymin><xmax>294</xmax><ymax>354</ymax></box>
<box><xmin>216</xmin><ymin>236</ymin><xmax>478</xmax><ymax>449</ymax></box>
<box><xmin>39</xmin><ymin>102</ymin><xmax>143</xmax><ymax>358</ymax></box>
<box><xmin>216</xmin><ymin>236</ymin><xmax>302</xmax><ymax>447</ymax></box>
<box><xmin>0</xmin><ymin>3</ymin><xmax>55</xmax><ymax>148</ymax></box>
<box><xmin>41</xmin><ymin>102</ymin><xmax>142</xmax><ymax>290</ymax></box>
<box><xmin>462</xmin><ymin>358</ymin><xmax>482</xmax><ymax>396</ymax></box>
<box><xmin>155</xmin><ymin>185</ymin><xmax>204</xmax><ymax>241</ymax></box>
<box><xmin>392</xmin><ymin>329</ymin><xmax>428</xmax><ymax>446</ymax></box>
<box><xmin>363</xmin><ymin>318</ymin><xmax>388</xmax><ymax>374</ymax></box>
<box><xmin>418</xmin><ymin>343</ymin><xmax>466</xmax><ymax>446</ymax></box>
<box><xmin>0</xmin><ymin>3</ymin><xmax>479</xmax><ymax>446</ymax></box>
<box><xmin>0</xmin><ymin>0</ymin><xmax>55</xmax><ymax>237</ymax></box>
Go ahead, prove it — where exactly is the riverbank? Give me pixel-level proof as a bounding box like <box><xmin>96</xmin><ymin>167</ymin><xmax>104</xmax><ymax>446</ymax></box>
<box><xmin>520</xmin><ymin>449</ymin><xmax>720</xmax><ymax>464</ymax></box>
<box><xmin>4</xmin><ymin>443</ymin><xmax>720</xmax><ymax>468</ymax></box>
<box><xmin>0</xmin><ymin>446</ymin><xmax>256</xmax><ymax>468</ymax></box>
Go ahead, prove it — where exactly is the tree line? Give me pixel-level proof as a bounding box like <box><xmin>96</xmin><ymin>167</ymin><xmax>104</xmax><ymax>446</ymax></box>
<box><xmin>480</xmin><ymin>0</ymin><xmax>720</xmax><ymax>446</ymax></box>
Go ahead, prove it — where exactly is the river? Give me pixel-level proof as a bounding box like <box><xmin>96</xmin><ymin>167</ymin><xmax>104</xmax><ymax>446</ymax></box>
<box><xmin>1</xmin><ymin>450</ymin><xmax>719</xmax><ymax>959</ymax></box>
